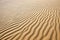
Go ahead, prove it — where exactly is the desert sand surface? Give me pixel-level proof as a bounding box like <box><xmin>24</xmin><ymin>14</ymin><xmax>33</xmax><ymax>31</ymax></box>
<box><xmin>0</xmin><ymin>0</ymin><xmax>60</xmax><ymax>40</ymax></box>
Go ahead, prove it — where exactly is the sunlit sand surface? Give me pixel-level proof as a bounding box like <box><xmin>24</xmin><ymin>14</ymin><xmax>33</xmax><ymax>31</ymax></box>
<box><xmin>0</xmin><ymin>0</ymin><xmax>60</xmax><ymax>40</ymax></box>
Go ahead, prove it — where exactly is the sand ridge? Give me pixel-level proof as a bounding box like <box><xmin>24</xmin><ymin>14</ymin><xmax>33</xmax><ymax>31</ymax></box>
<box><xmin>0</xmin><ymin>0</ymin><xmax>60</xmax><ymax>40</ymax></box>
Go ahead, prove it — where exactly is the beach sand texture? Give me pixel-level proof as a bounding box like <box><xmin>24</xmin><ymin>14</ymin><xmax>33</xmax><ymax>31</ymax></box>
<box><xmin>0</xmin><ymin>0</ymin><xmax>60</xmax><ymax>40</ymax></box>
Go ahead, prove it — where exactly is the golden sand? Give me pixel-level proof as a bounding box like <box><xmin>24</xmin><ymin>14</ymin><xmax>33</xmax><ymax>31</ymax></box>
<box><xmin>0</xmin><ymin>0</ymin><xmax>60</xmax><ymax>40</ymax></box>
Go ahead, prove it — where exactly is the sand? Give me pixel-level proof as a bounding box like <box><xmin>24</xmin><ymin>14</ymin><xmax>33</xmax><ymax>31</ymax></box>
<box><xmin>0</xmin><ymin>0</ymin><xmax>60</xmax><ymax>40</ymax></box>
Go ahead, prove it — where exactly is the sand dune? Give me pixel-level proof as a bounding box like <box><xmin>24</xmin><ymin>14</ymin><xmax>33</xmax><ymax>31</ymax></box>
<box><xmin>0</xmin><ymin>0</ymin><xmax>60</xmax><ymax>40</ymax></box>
